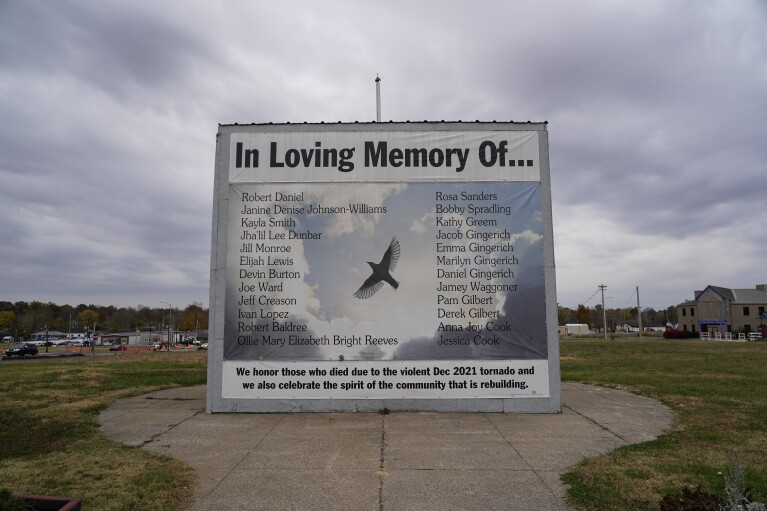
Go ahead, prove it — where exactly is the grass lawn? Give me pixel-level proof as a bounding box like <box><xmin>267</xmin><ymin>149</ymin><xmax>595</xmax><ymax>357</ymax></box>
<box><xmin>0</xmin><ymin>350</ymin><xmax>207</xmax><ymax>511</ymax></box>
<box><xmin>561</xmin><ymin>338</ymin><xmax>767</xmax><ymax>510</ymax></box>
<box><xmin>1</xmin><ymin>340</ymin><xmax>765</xmax><ymax>510</ymax></box>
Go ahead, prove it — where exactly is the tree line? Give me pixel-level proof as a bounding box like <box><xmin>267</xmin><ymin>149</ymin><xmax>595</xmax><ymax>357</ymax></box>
<box><xmin>0</xmin><ymin>301</ymin><xmax>208</xmax><ymax>339</ymax></box>
<box><xmin>558</xmin><ymin>304</ymin><xmax>677</xmax><ymax>332</ymax></box>
<box><xmin>1</xmin><ymin>300</ymin><xmax>674</xmax><ymax>339</ymax></box>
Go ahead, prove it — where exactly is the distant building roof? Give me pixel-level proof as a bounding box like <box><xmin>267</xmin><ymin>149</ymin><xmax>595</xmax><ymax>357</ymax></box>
<box><xmin>703</xmin><ymin>285</ymin><xmax>767</xmax><ymax>304</ymax></box>
<box><xmin>32</xmin><ymin>330</ymin><xmax>67</xmax><ymax>337</ymax></box>
<box><xmin>729</xmin><ymin>289</ymin><xmax>767</xmax><ymax>303</ymax></box>
<box><xmin>681</xmin><ymin>285</ymin><xmax>767</xmax><ymax>306</ymax></box>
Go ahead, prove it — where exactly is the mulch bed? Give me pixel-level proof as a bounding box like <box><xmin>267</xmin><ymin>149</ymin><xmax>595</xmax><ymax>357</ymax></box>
<box><xmin>659</xmin><ymin>486</ymin><xmax>724</xmax><ymax>511</ymax></box>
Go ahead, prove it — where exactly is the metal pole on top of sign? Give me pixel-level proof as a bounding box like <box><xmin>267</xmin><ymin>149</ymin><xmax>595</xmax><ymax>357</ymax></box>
<box><xmin>375</xmin><ymin>75</ymin><xmax>381</xmax><ymax>122</ymax></box>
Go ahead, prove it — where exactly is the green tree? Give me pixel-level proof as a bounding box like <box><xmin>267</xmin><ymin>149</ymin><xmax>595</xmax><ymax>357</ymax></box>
<box><xmin>592</xmin><ymin>305</ymin><xmax>604</xmax><ymax>332</ymax></box>
<box><xmin>618</xmin><ymin>307</ymin><xmax>633</xmax><ymax>321</ymax></box>
<box><xmin>575</xmin><ymin>304</ymin><xmax>592</xmax><ymax>327</ymax></box>
<box><xmin>666</xmin><ymin>305</ymin><xmax>677</xmax><ymax>325</ymax></box>
<box><xmin>21</xmin><ymin>301</ymin><xmax>52</xmax><ymax>335</ymax></box>
<box><xmin>0</xmin><ymin>310</ymin><xmax>16</xmax><ymax>334</ymax></box>
<box><xmin>106</xmin><ymin>307</ymin><xmax>139</xmax><ymax>332</ymax></box>
<box><xmin>79</xmin><ymin>309</ymin><xmax>98</xmax><ymax>329</ymax></box>
<box><xmin>558</xmin><ymin>306</ymin><xmax>574</xmax><ymax>326</ymax></box>
<box><xmin>178</xmin><ymin>303</ymin><xmax>207</xmax><ymax>331</ymax></box>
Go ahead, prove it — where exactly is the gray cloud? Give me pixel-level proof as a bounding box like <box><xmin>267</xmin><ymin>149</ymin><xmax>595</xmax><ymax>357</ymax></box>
<box><xmin>1</xmin><ymin>0</ymin><xmax>766</xmax><ymax>310</ymax></box>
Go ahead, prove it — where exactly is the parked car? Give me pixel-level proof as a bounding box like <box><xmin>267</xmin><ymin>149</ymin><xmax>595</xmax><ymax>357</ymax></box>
<box><xmin>5</xmin><ymin>342</ymin><xmax>39</xmax><ymax>357</ymax></box>
<box><xmin>2</xmin><ymin>336</ymin><xmax>14</xmax><ymax>343</ymax></box>
<box><xmin>108</xmin><ymin>345</ymin><xmax>128</xmax><ymax>352</ymax></box>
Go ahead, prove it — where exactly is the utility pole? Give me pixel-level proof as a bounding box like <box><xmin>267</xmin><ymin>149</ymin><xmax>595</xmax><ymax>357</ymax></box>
<box><xmin>160</xmin><ymin>302</ymin><xmax>172</xmax><ymax>350</ymax></box>
<box><xmin>599</xmin><ymin>284</ymin><xmax>608</xmax><ymax>340</ymax></box>
<box><xmin>637</xmin><ymin>286</ymin><xmax>643</xmax><ymax>340</ymax></box>
<box><xmin>375</xmin><ymin>75</ymin><xmax>382</xmax><ymax>122</ymax></box>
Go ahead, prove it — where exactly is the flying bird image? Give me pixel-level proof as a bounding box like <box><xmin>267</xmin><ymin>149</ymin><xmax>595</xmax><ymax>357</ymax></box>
<box><xmin>353</xmin><ymin>237</ymin><xmax>401</xmax><ymax>299</ymax></box>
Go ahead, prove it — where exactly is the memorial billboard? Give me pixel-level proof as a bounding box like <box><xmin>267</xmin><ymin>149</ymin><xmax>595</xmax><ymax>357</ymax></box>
<box><xmin>207</xmin><ymin>122</ymin><xmax>560</xmax><ymax>412</ymax></box>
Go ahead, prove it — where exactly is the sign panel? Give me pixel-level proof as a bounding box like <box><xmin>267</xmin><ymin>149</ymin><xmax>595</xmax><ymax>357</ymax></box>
<box><xmin>223</xmin><ymin>360</ymin><xmax>549</xmax><ymax>399</ymax></box>
<box><xmin>229</xmin><ymin>131</ymin><xmax>541</xmax><ymax>183</ymax></box>
<box><xmin>208</xmin><ymin>123</ymin><xmax>559</xmax><ymax>412</ymax></box>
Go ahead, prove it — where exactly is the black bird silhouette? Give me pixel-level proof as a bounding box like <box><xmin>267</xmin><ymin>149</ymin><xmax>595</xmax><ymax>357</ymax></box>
<box><xmin>353</xmin><ymin>237</ymin><xmax>400</xmax><ymax>299</ymax></box>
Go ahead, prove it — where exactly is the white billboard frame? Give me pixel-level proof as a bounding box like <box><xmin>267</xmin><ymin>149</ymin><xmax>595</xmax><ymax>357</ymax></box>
<box><xmin>207</xmin><ymin>121</ymin><xmax>560</xmax><ymax>413</ymax></box>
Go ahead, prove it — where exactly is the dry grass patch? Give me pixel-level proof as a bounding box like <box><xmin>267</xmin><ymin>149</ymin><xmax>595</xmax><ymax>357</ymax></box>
<box><xmin>1</xmin><ymin>439</ymin><xmax>196</xmax><ymax>511</ymax></box>
<box><xmin>0</xmin><ymin>351</ymin><xmax>206</xmax><ymax>509</ymax></box>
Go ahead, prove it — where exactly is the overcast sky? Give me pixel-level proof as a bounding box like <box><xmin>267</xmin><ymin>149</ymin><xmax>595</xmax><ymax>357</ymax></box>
<box><xmin>1</xmin><ymin>0</ymin><xmax>765</xmax><ymax>311</ymax></box>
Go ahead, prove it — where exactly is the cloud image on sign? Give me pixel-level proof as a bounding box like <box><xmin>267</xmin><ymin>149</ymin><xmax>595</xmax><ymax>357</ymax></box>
<box><xmin>353</xmin><ymin>237</ymin><xmax>400</xmax><ymax>299</ymax></box>
<box><xmin>223</xmin><ymin>181</ymin><xmax>546</xmax><ymax>361</ymax></box>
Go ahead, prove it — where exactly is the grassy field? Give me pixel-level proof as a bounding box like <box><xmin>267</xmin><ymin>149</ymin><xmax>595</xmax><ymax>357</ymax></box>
<box><xmin>560</xmin><ymin>338</ymin><xmax>767</xmax><ymax>510</ymax></box>
<box><xmin>0</xmin><ymin>350</ymin><xmax>207</xmax><ymax>511</ymax></box>
<box><xmin>1</xmin><ymin>340</ymin><xmax>765</xmax><ymax>510</ymax></box>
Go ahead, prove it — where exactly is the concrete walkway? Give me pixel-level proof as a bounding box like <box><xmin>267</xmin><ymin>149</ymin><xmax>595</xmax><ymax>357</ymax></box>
<box><xmin>99</xmin><ymin>383</ymin><xmax>674</xmax><ymax>511</ymax></box>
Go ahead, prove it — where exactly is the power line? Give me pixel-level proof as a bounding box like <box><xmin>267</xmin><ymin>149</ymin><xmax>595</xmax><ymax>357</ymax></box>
<box><xmin>580</xmin><ymin>289</ymin><xmax>600</xmax><ymax>305</ymax></box>
<box><xmin>619</xmin><ymin>289</ymin><xmax>637</xmax><ymax>308</ymax></box>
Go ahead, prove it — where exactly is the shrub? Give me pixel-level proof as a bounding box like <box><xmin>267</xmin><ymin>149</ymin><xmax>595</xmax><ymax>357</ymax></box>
<box><xmin>721</xmin><ymin>455</ymin><xmax>766</xmax><ymax>511</ymax></box>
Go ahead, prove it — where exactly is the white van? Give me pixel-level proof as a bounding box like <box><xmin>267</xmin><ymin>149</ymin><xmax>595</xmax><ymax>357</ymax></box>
<box><xmin>2</xmin><ymin>336</ymin><xmax>13</xmax><ymax>343</ymax></box>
